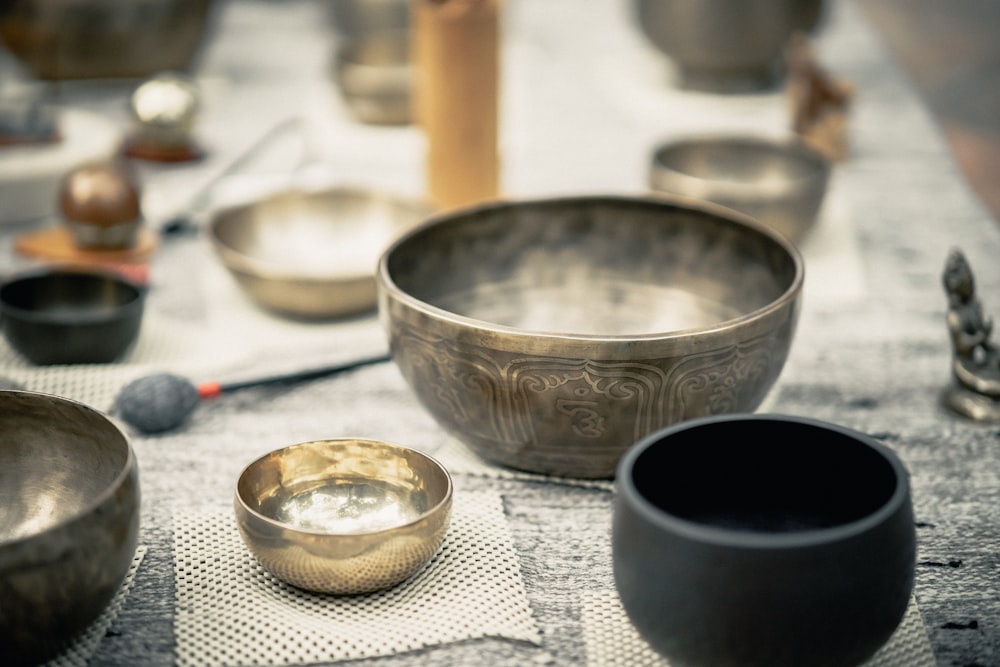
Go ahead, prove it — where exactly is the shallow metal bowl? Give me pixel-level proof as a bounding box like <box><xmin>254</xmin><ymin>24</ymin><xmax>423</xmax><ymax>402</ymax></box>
<box><xmin>632</xmin><ymin>0</ymin><xmax>823</xmax><ymax>91</ymax></box>
<box><xmin>649</xmin><ymin>134</ymin><xmax>831</xmax><ymax>243</ymax></box>
<box><xmin>0</xmin><ymin>390</ymin><xmax>140</xmax><ymax>667</ymax></box>
<box><xmin>209</xmin><ymin>186</ymin><xmax>432</xmax><ymax>319</ymax></box>
<box><xmin>234</xmin><ymin>438</ymin><xmax>452</xmax><ymax>595</ymax></box>
<box><xmin>0</xmin><ymin>0</ymin><xmax>217</xmax><ymax>80</ymax></box>
<box><xmin>0</xmin><ymin>267</ymin><xmax>146</xmax><ymax>365</ymax></box>
<box><xmin>377</xmin><ymin>195</ymin><xmax>803</xmax><ymax>479</ymax></box>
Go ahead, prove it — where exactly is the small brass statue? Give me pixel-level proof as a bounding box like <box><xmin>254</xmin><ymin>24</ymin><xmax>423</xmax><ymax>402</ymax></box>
<box><xmin>943</xmin><ymin>248</ymin><xmax>1000</xmax><ymax>420</ymax></box>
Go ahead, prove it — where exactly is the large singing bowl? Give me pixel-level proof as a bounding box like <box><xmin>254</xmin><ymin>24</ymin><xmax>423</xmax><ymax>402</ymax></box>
<box><xmin>376</xmin><ymin>195</ymin><xmax>803</xmax><ymax>478</ymax></box>
<box><xmin>0</xmin><ymin>390</ymin><xmax>140</xmax><ymax>666</ymax></box>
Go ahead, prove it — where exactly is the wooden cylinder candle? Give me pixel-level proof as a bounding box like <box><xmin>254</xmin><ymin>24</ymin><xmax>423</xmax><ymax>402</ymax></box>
<box><xmin>413</xmin><ymin>0</ymin><xmax>500</xmax><ymax>210</ymax></box>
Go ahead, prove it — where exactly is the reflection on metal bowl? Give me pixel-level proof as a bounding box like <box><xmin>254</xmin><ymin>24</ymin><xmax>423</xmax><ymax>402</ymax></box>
<box><xmin>209</xmin><ymin>186</ymin><xmax>433</xmax><ymax>319</ymax></box>
<box><xmin>0</xmin><ymin>390</ymin><xmax>140</xmax><ymax>667</ymax></box>
<box><xmin>0</xmin><ymin>267</ymin><xmax>146</xmax><ymax>365</ymax></box>
<box><xmin>377</xmin><ymin>195</ymin><xmax>804</xmax><ymax>479</ymax></box>
<box><xmin>649</xmin><ymin>133</ymin><xmax>832</xmax><ymax>243</ymax></box>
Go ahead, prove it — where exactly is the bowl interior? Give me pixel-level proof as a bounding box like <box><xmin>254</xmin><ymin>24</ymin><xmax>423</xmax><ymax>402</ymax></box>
<box><xmin>0</xmin><ymin>270</ymin><xmax>142</xmax><ymax>323</ymax></box>
<box><xmin>629</xmin><ymin>417</ymin><xmax>900</xmax><ymax>535</ymax></box>
<box><xmin>237</xmin><ymin>439</ymin><xmax>451</xmax><ymax>535</ymax></box>
<box><xmin>385</xmin><ymin>197</ymin><xmax>799</xmax><ymax>336</ymax></box>
<box><xmin>211</xmin><ymin>188</ymin><xmax>429</xmax><ymax>279</ymax></box>
<box><xmin>652</xmin><ymin>137</ymin><xmax>829</xmax><ymax>196</ymax></box>
<box><xmin>0</xmin><ymin>391</ymin><xmax>131</xmax><ymax>541</ymax></box>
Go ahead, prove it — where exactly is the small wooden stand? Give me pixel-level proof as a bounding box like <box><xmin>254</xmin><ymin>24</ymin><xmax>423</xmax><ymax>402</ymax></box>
<box><xmin>14</xmin><ymin>226</ymin><xmax>157</xmax><ymax>284</ymax></box>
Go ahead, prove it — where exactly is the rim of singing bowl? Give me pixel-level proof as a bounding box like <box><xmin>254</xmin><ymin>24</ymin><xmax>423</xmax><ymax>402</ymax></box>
<box><xmin>0</xmin><ymin>389</ymin><xmax>138</xmax><ymax>548</ymax></box>
<box><xmin>209</xmin><ymin>186</ymin><xmax>432</xmax><ymax>282</ymax></box>
<box><xmin>649</xmin><ymin>133</ymin><xmax>832</xmax><ymax>201</ymax></box>
<box><xmin>377</xmin><ymin>194</ymin><xmax>804</xmax><ymax>357</ymax></box>
<box><xmin>616</xmin><ymin>413</ymin><xmax>911</xmax><ymax>550</ymax></box>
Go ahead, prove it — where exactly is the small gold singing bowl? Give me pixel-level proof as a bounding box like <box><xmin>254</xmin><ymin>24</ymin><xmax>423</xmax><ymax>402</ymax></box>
<box><xmin>234</xmin><ymin>439</ymin><xmax>452</xmax><ymax>595</ymax></box>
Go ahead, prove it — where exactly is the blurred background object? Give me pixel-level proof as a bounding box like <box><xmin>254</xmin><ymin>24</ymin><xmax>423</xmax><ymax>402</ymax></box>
<box><xmin>857</xmin><ymin>0</ymin><xmax>1000</xmax><ymax>224</ymax></box>
<box><xmin>648</xmin><ymin>133</ymin><xmax>831</xmax><ymax>243</ymax></box>
<box><xmin>0</xmin><ymin>267</ymin><xmax>146</xmax><ymax>364</ymax></box>
<box><xmin>123</xmin><ymin>72</ymin><xmax>203</xmax><ymax>161</ymax></box>
<box><xmin>632</xmin><ymin>0</ymin><xmax>825</xmax><ymax>92</ymax></box>
<box><xmin>0</xmin><ymin>0</ymin><xmax>217</xmax><ymax>80</ymax></box>
<box><xmin>326</xmin><ymin>0</ymin><xmax>409</xmax><ymax>39</ymax></box>
<box><xmin>333</xmin><ymin>29</ymin><xmax>411</xmax><ymax>126</ymax></box>
<box><xmin>58</xmin><ymin>158</ymin><xmax>142</xmax><ymax>249</ymax></box>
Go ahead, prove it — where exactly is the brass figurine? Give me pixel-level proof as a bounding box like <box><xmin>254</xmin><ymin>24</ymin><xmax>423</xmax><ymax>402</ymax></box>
<box><xmin>943</xmin><ymin>248</ymin><xmax>1000</xmax><ymax>420</ymax></box>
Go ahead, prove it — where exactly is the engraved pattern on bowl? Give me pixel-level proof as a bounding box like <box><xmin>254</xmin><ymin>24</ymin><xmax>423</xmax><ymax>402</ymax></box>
<box><xmin>377</xmin><ymin>195</ymin><xmax>803</xmax><ymax>479</ymax></box>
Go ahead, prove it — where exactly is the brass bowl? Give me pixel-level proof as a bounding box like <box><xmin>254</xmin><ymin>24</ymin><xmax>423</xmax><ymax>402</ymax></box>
<box><xmin>649</xmin><ymin>134</ymin><xmax>832</xmax><ymax>243</ymax></box>
<box><xmin>234</xmin><ymin>438</ymin><xmax>452</xmax><ymax>595</ymax></box>
<box><xmin>0</xmin><ymin>390</ymin><xmax>140</xmax><ymax>667</ymax></box>
<box><xmin>0</xmin><ymin>0</ymin><xmax>217</xmax><ymax>80</ymax></box>
<box><xmin>209</xmin><ymin>186</ymin><xmax>432</xmax><ymax>319</ymax></box>
<box><xmin>377</xmin><ymin>195</ymin><xmax>803</xmax><ymax>479</ymax></box>
<box><xmin>614</xmin><ymin>414</ymin><xmax>915</xmax><ymax>666</ymax></box>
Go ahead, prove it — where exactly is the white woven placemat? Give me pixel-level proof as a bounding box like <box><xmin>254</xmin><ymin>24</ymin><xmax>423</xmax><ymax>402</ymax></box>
<box><xmin>173</xmin><ymin>491</ymin><xmax>541</xmax><ymax>667</ymax></box>
<box><xmin>44</xmin><ymin>545</ymin><xmax>147</xmax><ymax>667</ymax></box>
<box><xmin>580</xmin><ymin>589</ymin><xmax>935</xmax><ymax>667</ymax></box>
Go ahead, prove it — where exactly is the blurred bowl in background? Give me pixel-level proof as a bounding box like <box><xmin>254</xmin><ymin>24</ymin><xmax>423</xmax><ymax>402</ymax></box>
<box><xmin>0</xmin><ymin>0</ymin><xmax>217</xmax><ymax>80</ymax></box>
<box><xmin>613</xmin><ymin>414</ymin><xmax>915</xmax><ymax>666</ymax></box>
<box><xmin>0</xmin><ymin>267</ymin><xmax>146</xmax><ymax>365</ymax></box>
<box><xmin>632</xmin><ymin>0</ymin><xmax>824</xmax><ymax>92</ymax></box>
<box><xmin>326</xmin><ymin>0</ymin><xmax>409</xmax><ymax>38</ymax></box>
<box><xmin>0</xmin><ymin>390</ymin><xmax>140</xmax><ymax>667</ymax></box>
<box><xmin>648</xmin><ymin>133</ymin><xmax>831</xmax><ymax>243</ymax></box>
<box><xmin>209</xmin><ymin>186</ymin><xmax>432</xmax><ymax>319</ymax></box>
<box><xmin>334</xmin><ymin>30</ymin><xmax>412</xmax><ymax>126</ymax></box>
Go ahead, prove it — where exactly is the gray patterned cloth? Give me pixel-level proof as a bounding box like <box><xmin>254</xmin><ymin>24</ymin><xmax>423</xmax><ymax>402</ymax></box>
<box><xmin>2</xmin><ymin>0</ymin><xmax>999</xmax><ymax>665</ymax></box>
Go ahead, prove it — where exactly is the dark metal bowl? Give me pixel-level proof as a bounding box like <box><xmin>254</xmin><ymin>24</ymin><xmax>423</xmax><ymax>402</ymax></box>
<box><xmin>0</xmin><ymin>390</ymin><xmax>140</xmax><ymax>667</ymax></box>
<box><xmin>0</xmin><ymin>267</ymin><xmax>145</xmax><ymax>365</ymax></box>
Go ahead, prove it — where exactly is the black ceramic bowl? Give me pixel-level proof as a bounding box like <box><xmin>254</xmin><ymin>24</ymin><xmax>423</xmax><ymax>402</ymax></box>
<box><xmin>0</xmin><ymin>268</ymin><xmax>145</xmax><ymax>365</ymax></box>
<box><xmin>613</xmin><ymin>414</ymin><xmax>915</xmax><ymax>667</ymax></box>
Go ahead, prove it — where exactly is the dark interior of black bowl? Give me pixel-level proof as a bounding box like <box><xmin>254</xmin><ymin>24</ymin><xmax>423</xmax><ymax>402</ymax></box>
<box><xmin>632</xmin><ymin>419</ymin><xmax>899</xmax><ymax>533</ymax></box>
<box><xmin>385</xmin><ymin>197</ymin><xmax>799</xmax><ymax>335</ymax></box>
<box><xmin>0</xmin><ymin>270</ymin><xmax>144</xmax><ymax>365</ymax></box>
